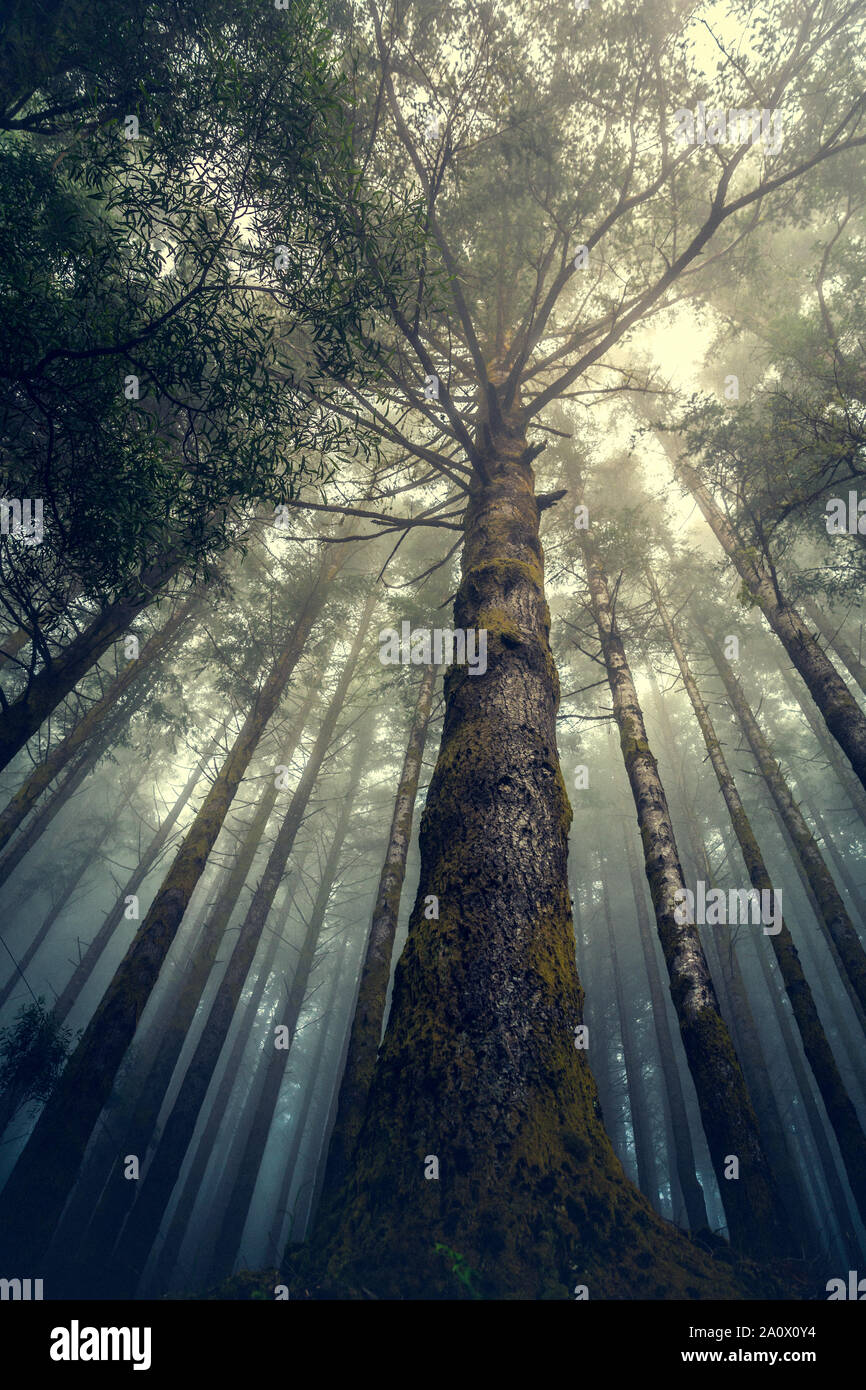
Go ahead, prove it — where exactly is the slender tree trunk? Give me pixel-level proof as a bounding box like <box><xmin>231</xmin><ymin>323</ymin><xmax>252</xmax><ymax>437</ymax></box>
<box><xmin>208</xmin><ymin>723</ymin><xmax>370</xmax><ymax>1283</ymax></box>
<box><xmin>722</xmin><ymin>797</ymin><xmax>861</xmax><ymax>1263</ymax></box>
<box><xmin>804</xmin><ymin>793</ymin><xmax>866</xmax><ymax>937</ymax></box>
<box><xmin>681</xmin><ymin>822</ymin><xmax>820</xmax><ymax>1259</ymax></box>
<box><xmin>737</xmin><ymin>832</ymin><xmax>864</xmax><ymax>1268</ymax></box>
<box><xmin>49</xmin><ymin>730</ymin><xmax>223</xmax><ymax>1025</ymax></box>
<box><xmin>598</xmin><ymin>852</ymin><xmax>656</xmax><ymax>1204</ymax></box>
<box><xmin>46</xmin><ymin>858</ymin><xmax>239</xmax><ymax>1258</ymax></box>
<box><xmin>0</xmin><ymin>811</ymin><xmax>119</xmax><ymax>1014</ymax></box>
<box><xmin>672</xmin><ymin>449</ymin><xmax>866</xmax><ymax>792</ymax></box>
<box><xmin>0</xmin><ymin>834</ymin><xmax>117</xmax><ymax>1117</ymax></box>
<box><xmin>649</xmin><ymin>579</ymin><xmax>866</xmax><ymax>1229</ymax></box>
<box><xmin>0</xmin><ymin>598</ymin><xmax>196</xmax><ymax>858</ymax></box>
<box><xmin>645</xmin><ymin>668</ymin><xmax>818</xmax><ymax>1250</ymax></box>
<box><xmin>317</xmin><ymin>663</ymin><xmax>436</xmax><ymax>1212</ymax></box>
<box><xmin>266</xmin><ymin>925</ymin><xmax>347</xmax><ymax>1265</ymax></box>
<box><xmin>702</xmin><ymin>624</ymin><xmax>866</xmax><ymax>1024</ymax></box>
<box><xmin>0</xmin><ymin>551</ymin><xmax>188</xmax><ymax>774</ymax></box>
<box><xmin>149</xmin><ymin>876</ymin><xmax>295</xmax><ymax>1294</ymax></box>
<box><xmin>0</xmin><ymin>674</ymin><xmax>154</xmax><ymax>892</ymax></box>
<box><xmin>779</xmin><ymin>665</ymin><xmax>866</xmax><ymax>836</ymax></box>
<box><xmin>800</xmin><ymin>596</ymin><xmax>866</xmax><ymax>699</ymax></box>
<box><xmin>297</xmin><ymin>407</ymin><xmax>750</xmax><ymax>1300</ymax></box>
<box><xmin>576</xmin><ymin>529</ymin><xmax>787</xmax><ymax>1258</ymax></box>
<box><xmin>78</xmin><ymin>690</ymin><xmax>318</xmax><ymax>1270</ymax></box>
<box><xmin>0</xmin><ymin>583</ymin><xmax>84</xmax><ymax>674</ymax></box>
<box><xmin>113</xmin><ymin>594</ymin><xmax>376</xmax><ymax>1293</ymax></box>
<box><xmin>0</xmin><ymin>552</ymin><xmax>341</xmax><ymax>1271</ymax></box>
<box><xmin>0</xmin><ymin>624</ymin><xmax>33</xmax><ymax>672</ymax></box>
<box><xmin>622</xmin><ymin>825</ymin><xmax>710</xmax><ymax>1234</ymax></box>
<box><xmin>769</xmin><ymin>804</ymin><xmax>866</xmax><ymax>1060</ymax></box>
<box><xmin>579</xmin><ymin>887</ymin><xmax>622</xmax><ymax>1154</ymax></box>
<box><xmin>293</xmin><ymin>931</ymin><xmax>363</xmax><ymax>1245</ymax></box>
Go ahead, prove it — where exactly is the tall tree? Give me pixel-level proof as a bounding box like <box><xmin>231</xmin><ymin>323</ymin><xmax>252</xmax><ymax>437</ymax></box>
<box><xmin>648</xmin><ymin>574</ymin><xmax>866</xmax><ymax>1229</ymax></box>
<box><xmin>0</xmin><ymin>553</ymin><xmax>341</xmax><ymax>1269</ymax></box>
<box><xmin>575</xmin><ymin>521</ymin><xmax>788</xmax><ymax>1258</ymax></box>
<box><xmin>111</xmin><ymin>593</ymin><xmax>377</xmax><ymax>1293</ymax></box>
<box><xmin>317</xmin><ymin>662</ymin><xmax>437</xmax><ymax>1211</ymax></box>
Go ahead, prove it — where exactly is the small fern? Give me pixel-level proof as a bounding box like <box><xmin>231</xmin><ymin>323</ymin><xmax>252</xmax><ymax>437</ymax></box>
<box><xmin>433</xmin><ymin>1243</ymin><xmax>482</xmax><ymax>1299</ymax></box>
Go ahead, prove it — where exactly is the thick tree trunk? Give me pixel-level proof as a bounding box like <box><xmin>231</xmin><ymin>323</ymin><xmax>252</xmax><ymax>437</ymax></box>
<box><xmin>577</xmin><ymin>529</ymin><xmax>787</xmax><ymax>1259</ymax></box>
<box><xmin>622</xmin><ymin>826</ymin><xmax>709</xmax><ymax>1233</ymax></box>
<box><xmin>317</xmin><ymin>662</ymin><xmax>437</xmax><ymax>1212</ymax></box>
<box><xmin>0</xmin><ymin>597</ymin><xmax>196</xmax><ymax>859</ymax></box>
<box><xmin>650</xmin><ymin>581</ymin><xmax>866</xmax><ymax>1229</ymax></box>
<box><xmin>113</xmin><ymin>594</ymin><xmax>376</xmax><ymax>1294</ymax></box>
<box><xmin>292</xmin><ymin>412</ymin><xmax>751</xmax><ymax>1300</ymax></box>
<box><xmin>702</xmin><ymin>625</ymin><xmax>866</xmax><ymax>1024</ymax></box>
<box><xmin>0</xmin><ymin>552</ymin><xmax>340</xmax><ymax>1272</ymax></box>
<box><xmin>673</xmin><ymin>450</ymin><xmax>866</xmax><ymax>792</ymax></box>
<box><xmin>208</xmin><ymin>723</ymin><xmax>370</xmax><ymax>1283</ymax></box>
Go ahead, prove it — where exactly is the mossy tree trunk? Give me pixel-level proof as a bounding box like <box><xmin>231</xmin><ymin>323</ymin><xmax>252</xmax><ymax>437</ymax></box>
<box><xmin>289</xmin><ymin>403</ymin><xmax>753</xmax><ymax>1300</ymax></box>
<box><xmin>576</xmin><ymin>528</ymin><xmax>788</xmax><ymax>1260</ymax></box>
<box><xmin>317</xmin><ymin>662</ymin><xmax>437</xmax><ymax>1213</ymax></box>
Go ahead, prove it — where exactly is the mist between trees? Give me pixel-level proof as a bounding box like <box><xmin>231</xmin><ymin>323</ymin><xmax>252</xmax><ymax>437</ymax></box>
<box><xmin>0</xmin><ymin>0</ymin><xmax>865</xmax><ymax>1302</ymax></box>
